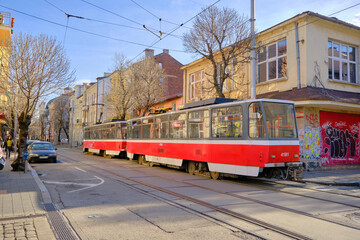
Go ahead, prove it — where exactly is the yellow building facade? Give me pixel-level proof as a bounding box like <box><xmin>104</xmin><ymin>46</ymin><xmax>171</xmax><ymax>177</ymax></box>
<box><xmin>0</xmin><ymin>11</ymin><xmax>12</xmax><ymax>137</ymax></box>
<box><xmin>182</xmin><ymin>11</ymin><xmax>360</xmax><ymax>170</ymax></box>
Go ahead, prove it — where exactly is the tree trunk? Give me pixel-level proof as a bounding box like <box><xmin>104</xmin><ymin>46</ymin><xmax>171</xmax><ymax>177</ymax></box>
<box><xmin>11</xmin><ymin>113</ymin><xmax>32</xmax><ymax>171</ymax></box>
<box><xmin>57</xmin><ymin>127</ymin><xmax>62</xmax><ymax>144</ymax></box>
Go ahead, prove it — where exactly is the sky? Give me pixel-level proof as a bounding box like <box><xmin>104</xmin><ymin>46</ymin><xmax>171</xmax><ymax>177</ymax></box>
<box><xmin>1</xmin><ymin>0</ymin><xmax>359</xmax><ymax>87</ymax></box>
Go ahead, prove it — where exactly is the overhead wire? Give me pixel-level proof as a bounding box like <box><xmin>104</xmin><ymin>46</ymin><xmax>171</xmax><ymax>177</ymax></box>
<box><xmin>128</xmin><ymin>0</ymin><xmax>191</xmax><ymax>29</ymax></box>
<box><xmin>129</xmin><ymin>0</ymin><xmax>221</xmax><ymax>62</ymax></box>
<box><xmin>0</xmin><ymin>4</ymin><xmax>186</xmax><ymax>52</ymax></box>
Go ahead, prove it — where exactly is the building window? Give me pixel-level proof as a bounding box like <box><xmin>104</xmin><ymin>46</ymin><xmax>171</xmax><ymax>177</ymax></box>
<box><xmin>189</xmin><ymin>70</ymin><xmax>205</xmax><ymax>101</ymax></box>
<box><xmin>328</xmin><ymin>40</ymin><xmax>357</xmax><ymax>83</ymax></box>
<box><xmin>257</xmin><ymin>39</ymin><xmax>287</xmax><ymax>83</ymax></box>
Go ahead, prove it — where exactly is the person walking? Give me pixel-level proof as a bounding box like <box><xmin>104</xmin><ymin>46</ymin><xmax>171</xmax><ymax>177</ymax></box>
<box><xmin>5</xmin><ymin>136</ymin><xmax>13</xmax><ymax>159</ymax></box>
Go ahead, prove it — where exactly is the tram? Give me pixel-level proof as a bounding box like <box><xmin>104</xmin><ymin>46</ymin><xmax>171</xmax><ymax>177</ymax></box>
<box><xmin>83</xmin><ymin>99</ymin><xmax>303</xmax><ymax>180</ymax></box>
<box><xmin>83</xmin><ymin>121</ymin><xmax>127</xmax><ymax>157</ymax></box>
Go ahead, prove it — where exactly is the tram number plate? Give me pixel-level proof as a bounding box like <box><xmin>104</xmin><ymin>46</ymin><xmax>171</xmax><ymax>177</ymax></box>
<box><xmin>39</xmin><ymin>156</ymin><xmax>48</xmax><ymax>159</ymax></box>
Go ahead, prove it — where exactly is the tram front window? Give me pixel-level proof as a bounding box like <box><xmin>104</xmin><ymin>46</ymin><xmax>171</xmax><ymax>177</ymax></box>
<box><xmin>263</xmin><ymin>102</ymin><xmax>297</xmax><ymax>138</ymax></box>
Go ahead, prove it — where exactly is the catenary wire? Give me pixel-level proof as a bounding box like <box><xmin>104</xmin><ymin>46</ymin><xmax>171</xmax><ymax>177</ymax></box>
<box><xmin>129</xmin><ymin>0</ymin><xmax>221</xmax><ymax>62</ymax></box>
<box><xmin>128</xmin><ymin>0</ymin><xmax>191</xmax><ymax>29</ymax></box>
<box><xmin>43</xmin><ymin>0</ymin><xmax>183</xmax><ymax>39</ymax></box>
<box><xmin>0</xmin><ymin>4</ymin><xmax>186</xmax><ymax>52</ymax></box>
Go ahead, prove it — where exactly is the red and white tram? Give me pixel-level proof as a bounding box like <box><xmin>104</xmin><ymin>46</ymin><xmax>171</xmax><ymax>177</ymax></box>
<box><xmin>126</xmin><ymin>99</ymin><xmax>302</xmax><ymax>179</ymax></box>
<box><xmin>83</xmin><ymin>121</ymin><xmax>127</xmax><ymax>157</ymax></box>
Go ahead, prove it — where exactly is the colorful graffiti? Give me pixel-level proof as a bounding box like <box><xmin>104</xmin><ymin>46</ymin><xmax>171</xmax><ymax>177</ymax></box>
<box><xmin>305</xmin><ymin>113</ymin><xmax>319</xmax><ymax>127</ymax></box>
<box><xmin>299</xmin><ymin>127</ymin><xmax>321</xmax><ymax>160</ymax></box>
<box><xmin>320</xmin><ymin>111</ymin><xmax>360</xmax><ymax>165</ymax></box>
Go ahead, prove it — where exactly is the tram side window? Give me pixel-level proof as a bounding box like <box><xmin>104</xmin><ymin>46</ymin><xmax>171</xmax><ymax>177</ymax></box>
<box><xmin>169</xmin><ymin>113</ymin><xmax>186</xmax><ymax>139</ymax></box>
<box><xmin>116</xmin><ymin>123</ymin><xmax>122</xmax><ymax>139</ymax></box>
<box><xmin>131</xmin><ymin>120</ymin><xmax>141</xmax><ymax>139</ymax></box>
<box><xmin>121</xmin><ymin>123</ymin><xmax>127</xmax><ymax>139</ymax></box>
<box><xmin>84</xmin><ymin>129</ymin><xmax>90</xmax><ymax>139</ymax></box>
<box><xmin>188</xmin><ymin>110</ymin><xmax>209</xmax><ymax>139</ymax></box>
<box><xmin>127</xmin><ymin>122</ymin><xmax>132</xmax><ymax>139</ymax></box>
<box><xmin>142</xmin><ymin>118</ymin><xmax>154</xmax><ymax>139</ymax></box>
<box><xmin>212</xmin><ymin>106</ymin><xmax>242</xmax><ymax>138</ymax></box>
<box><xmin>108</xmin><ymin>124</ymin><xmax>116</xmax><ymax>139</ymax></box>
<box><xmin>249</xmin><ymin>103</ymin><xmax>266</xmax><ymax>138</ymax></box>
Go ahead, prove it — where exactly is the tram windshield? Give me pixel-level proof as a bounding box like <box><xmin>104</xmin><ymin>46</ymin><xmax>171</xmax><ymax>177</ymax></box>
<box><xmin>249</xmin><ymin>102</ymin><xmax>297</xmax><ymax>139</ymax></box>
<box><xmin>263</xmin><ymin>102</ymin><xmax>297</xmax><ymax>138</ymax></box>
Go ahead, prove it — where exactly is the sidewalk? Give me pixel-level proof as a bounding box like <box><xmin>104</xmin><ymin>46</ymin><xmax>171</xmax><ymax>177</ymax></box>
<box><xmin>302</xmin><ymin>168</ymin><xmax>360</xmax><ymax>186</ymax></box>
<box><xmin>0</xmin><ymin>153</ymin><xmax>56</xmax><ymax>240</ymax></box>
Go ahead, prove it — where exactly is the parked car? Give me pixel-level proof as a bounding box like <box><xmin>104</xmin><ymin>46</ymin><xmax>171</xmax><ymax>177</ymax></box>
<box><xmin>27</xmin><ymin>140</ymin><xmax>40</xmax><ymax>146</ymax></box>
<box><xmin>28</xmin><ymin>142</ymin><xmax>57</xmax><ymax>163</ymax></box>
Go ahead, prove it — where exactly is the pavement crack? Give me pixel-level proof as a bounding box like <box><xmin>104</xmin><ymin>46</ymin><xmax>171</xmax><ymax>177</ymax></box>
<box><xmin>127</xmin><ymin>208</ymin><xmax>174</xmax><ymax>233</ymax></box>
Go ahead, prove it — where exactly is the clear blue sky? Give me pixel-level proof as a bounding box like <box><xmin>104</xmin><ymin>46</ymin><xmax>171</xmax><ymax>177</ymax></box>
<box><xmin>1</xmin><ymin>0</ymin><xmax>359</xmax><ymax>86</ymax></box>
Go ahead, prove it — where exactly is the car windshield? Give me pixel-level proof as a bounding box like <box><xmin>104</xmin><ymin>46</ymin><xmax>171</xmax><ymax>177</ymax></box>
<box><xmin>32</xmin><ymin>143</ymin><xmax>54</xmax><ymax>150</ymax></box>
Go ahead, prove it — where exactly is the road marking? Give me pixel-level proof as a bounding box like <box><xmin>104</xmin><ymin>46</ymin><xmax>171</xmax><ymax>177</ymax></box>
<box><xmin>74</xmin><ymin>167</ymin><xmax>87</xmax><ymax>172</ymax></box>
<box><xmin>42</xmin><ymin>176</ymin><xmax>104</xmax><ymax>193</ymax></box>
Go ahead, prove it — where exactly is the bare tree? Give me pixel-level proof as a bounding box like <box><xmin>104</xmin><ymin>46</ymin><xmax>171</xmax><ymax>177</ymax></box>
<box><xmin>0</xmin><ymin>33</ymin><xmax>75</xmax><ymax>171</ymax></box>
<box><xmin>129</xmin><ymin>57</ymin><xmax>164</xmax><ymax>117</ymax></box>
<box><xmin>50</xmin><ymin>95</ymin><xmax>70</xmax><ymax>144</ymax></box>
<box><xmin>183</xmin><ymin>6</ymin><xmax>251</xmax><ymax>98</ymax></box>
<box><xmin>106</xmin><ymin>53</ymin><xmax>132</xmax><ymax>119</ymax></box>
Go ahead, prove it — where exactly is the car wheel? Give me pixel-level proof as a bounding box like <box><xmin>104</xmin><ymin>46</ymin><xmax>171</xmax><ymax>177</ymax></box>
<box><xmin>53</xmin><ymin>158</ymin><xmax>57</xmax><ymax>163</ymax></box>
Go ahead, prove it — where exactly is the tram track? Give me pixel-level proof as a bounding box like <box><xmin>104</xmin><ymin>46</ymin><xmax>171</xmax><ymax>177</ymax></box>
<box><xmin>55</xmin><ymin>150</ymin><xmax>359</xmax><ymax>239</ymax></box>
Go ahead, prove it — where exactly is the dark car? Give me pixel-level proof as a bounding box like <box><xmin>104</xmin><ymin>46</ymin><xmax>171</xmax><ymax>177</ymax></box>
<box><xmin>28</xmin><ymin>142</ymin><xmax>57</xmax><ymax>163</ymax></box>
<box><xmin>27</xmin><ymin>140</ymin><xmax>40</xmax><ymax>146</ymax></box>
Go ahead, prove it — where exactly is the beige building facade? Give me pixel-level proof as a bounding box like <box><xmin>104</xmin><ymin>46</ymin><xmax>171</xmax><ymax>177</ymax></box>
<box><xmin>182</xmin><ymin>11</ymin><xmax>360</xmax><ymax>170</ymax></box>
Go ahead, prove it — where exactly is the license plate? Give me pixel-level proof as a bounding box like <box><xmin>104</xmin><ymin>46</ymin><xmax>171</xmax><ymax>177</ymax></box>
<box><xmin>39</xmin><ymin>156</ymin><xmax>48</xmax><ymax>159</ymax></box>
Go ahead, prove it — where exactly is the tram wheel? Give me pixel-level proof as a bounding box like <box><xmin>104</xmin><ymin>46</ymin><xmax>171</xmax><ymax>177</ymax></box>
<box><xmin>210</xmin><ymin>171</ymin><xmax>221</xmax><ymax>180</ymax></box>
<box><xmin>187</xmin><ymin>161</ymin><xmax>196</xmax><ymax>175</ymax></box>
<box><xmin>138</xmin><ymin>155</ymin><xmax>145</xmax><ymax>165</ymax></box>
<box><xmin>102</xmin><ymin>151</ymin><xmax>107</xmax><ymax>157</ymax></box>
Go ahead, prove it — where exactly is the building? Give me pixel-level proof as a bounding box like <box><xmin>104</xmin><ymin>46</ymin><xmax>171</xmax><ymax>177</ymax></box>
<box><xmin>147</xmin><ymin>49</ymin><xmax>183</xmax><ymax>113</ymax></box>
<box><xmin>96</xmin><ymin>73</ymin><xmax>112</xmax><ymax>122</ymax></box>
<box><xmin>0</xmin><ymin>11</ymin><xmax>13</xmax><ymax>139</ymax></box>
<box><xmin>181</xmin><ymin>11</ymin><xmax>360</xmax><ymax>170</ymax></box>
<box><xmin>83</xmin><ymin>82</ymin><xmax>97</xmax><ymax>126</ymax></box>
<box><xmin>69</xmin><ymin>84</ymin><xmax>89</xmax><ymax>146</ymax></box>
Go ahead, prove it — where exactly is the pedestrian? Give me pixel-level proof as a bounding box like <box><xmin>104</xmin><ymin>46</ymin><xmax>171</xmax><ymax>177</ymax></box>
<box><xmin>0</xmin><ymin>144</ymin><xmax>5</xmax><ymax>170</ymax></box>
<box><xmin>5</xmin><ymin>136</ymin><xmax>13</xmax><ymax>159</ymax></box>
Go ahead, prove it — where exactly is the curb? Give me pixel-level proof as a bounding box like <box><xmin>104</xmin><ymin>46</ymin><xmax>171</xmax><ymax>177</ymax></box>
<box><xmin>295</xmin><ymin>179</ymin><xmax>360</xmax><ymax>187</ymax></box>
<box><xmin>28</xmin><ymin>164</ymin><xmax>53</xmax><ymax>204</ymax></box>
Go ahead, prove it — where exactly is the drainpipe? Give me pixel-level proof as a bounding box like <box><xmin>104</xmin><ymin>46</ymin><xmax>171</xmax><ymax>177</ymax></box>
<box><xmin>184</xmin><ymin>69</ymin><xmax>187</xmax><ymax>104</ymax></box>
<box><xmin>250</xmin><ymin>0</ymin><xmax>256</xmax><ymax>99</ymax></box>
<box><xmin>295</xmin><ymin>22</ymin><xmax>301</xmax><ymax>89</ymax></box>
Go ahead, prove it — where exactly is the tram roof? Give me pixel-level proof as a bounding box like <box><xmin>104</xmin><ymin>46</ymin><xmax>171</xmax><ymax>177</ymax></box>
<box><xmin>129</xmin><ymin>98</ymin><xmax>296</xmax><ymax>121</ymax></box>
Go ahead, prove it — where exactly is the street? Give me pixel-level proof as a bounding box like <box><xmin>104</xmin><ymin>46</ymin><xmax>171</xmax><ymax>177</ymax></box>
<box><xmin>30</xmin><ymin>148</ymin><xmax>360</xmax><ymax>240</ymax></box>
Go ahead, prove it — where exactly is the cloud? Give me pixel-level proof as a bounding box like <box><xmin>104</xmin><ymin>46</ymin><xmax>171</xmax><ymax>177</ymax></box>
<box><xmin>350</xmin><ymin>13</ymin><xmax>360</xmax><ymax>26</ymax></box>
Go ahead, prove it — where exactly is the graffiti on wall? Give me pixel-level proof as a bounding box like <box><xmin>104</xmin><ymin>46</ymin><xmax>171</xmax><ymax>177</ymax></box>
<box><xmin>305</xmin><ymin>113</ymin><xmax>319</xmax><ymax>127</ymax></box>
<box><xmin>299</xmin><ymin>126</ymin><xmax>321</xmax><ymax>160</ymax></box>
<box><xmin>320</xmin><ymin>111</ymin><xmax>360</xmax><ymax>165</ymax></box>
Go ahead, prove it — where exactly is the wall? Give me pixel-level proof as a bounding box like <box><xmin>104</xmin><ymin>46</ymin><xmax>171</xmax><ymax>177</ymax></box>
<box><xmin>298</xmin><ymin>108</ymin><xmax>322</xmax><ymax>169</ymax></box>
<box><xmin>320</xmin><ymin>111</ymin><xmax>360</xmax><ymax>166</ymax></box>
<box><xmin>305</xmin><ymin>16</ymin><xmax>360</xmax><ymax>93</ymax></box>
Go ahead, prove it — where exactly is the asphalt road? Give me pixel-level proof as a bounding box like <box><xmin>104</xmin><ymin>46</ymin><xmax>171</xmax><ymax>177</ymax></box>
<box><xmin>31</xmin><ymin>148</ymin><xmax>360</xmax><ymax>240</ymax></box>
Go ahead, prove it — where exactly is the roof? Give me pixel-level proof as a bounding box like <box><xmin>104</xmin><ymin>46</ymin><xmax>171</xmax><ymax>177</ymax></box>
<box><xmin>257</xmin><ymin>87</ymin><xmax>360</xmax><ymax>105</ymax></box>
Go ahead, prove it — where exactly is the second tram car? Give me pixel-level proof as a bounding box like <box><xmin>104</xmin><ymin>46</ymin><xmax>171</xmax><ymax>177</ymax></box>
<box><xmin>126</xmin><ymin>99</ymin><xmax>302</xmax><ymax>179</ymax></box>
<box><xmin>83</xmin><ymin>121</ymin><xmax>127</xmax><ymax>157</ymax></box>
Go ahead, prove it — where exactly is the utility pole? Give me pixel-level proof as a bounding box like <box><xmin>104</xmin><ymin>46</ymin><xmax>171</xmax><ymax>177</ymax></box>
<box><xmin>250</xmin><ymin>0</ymin><xmax>256</xmax><ymax>99</ymax></box>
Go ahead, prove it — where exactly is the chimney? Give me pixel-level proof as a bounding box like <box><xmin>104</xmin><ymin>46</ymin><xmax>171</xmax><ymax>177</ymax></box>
<box><xmin>145</xmin><ymin>48</ymin><xmax>154</xmax><ymax>58</ymax></box>
<box><xmin>163</xmin><ymin>49</ymin><xmax>169</xmax><ymax>54</ymax></box>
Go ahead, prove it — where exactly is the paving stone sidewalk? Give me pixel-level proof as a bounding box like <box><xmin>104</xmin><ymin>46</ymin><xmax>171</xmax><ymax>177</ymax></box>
<box><xmin>0</xmin><ymin>153</ymin><xmax>55</xmax><ymax>240</ymax></box>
